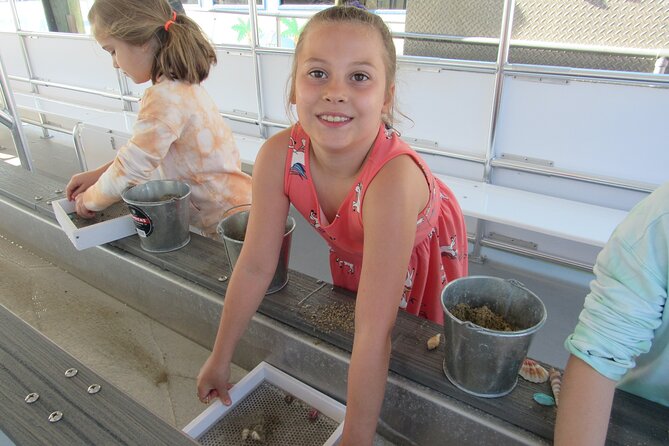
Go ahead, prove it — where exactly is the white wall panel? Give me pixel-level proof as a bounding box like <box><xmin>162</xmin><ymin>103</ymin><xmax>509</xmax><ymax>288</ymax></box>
<box><xmin>9</xmin><ymin>79</ymin><xmax>32</xmax><ymax>94</ymax></box>
<box><xmin>494</xmin><ymin>75</ymin><xmax>669</xmax><ymax>186</ymax></box>
<box><xmin>24</xmin><ymin>35</ymin><xmax>118</xmax><ymax>94</ymax></box>
<box><xmin>0</xmin><ymin>33</ymin><xmax>28</xmax><ymax>78</ymax></box>
<box><xmin>395</xmin><ymin>66</ymin><xmax>495</xmax><ymax>156</ymax></box>
<box><xmin>258</xmin><ymin>53</ymin><xmax>292</xmax><ymax>124</ymax></box>
<box><xmin>202</xmin><ymin>50</ymin><xmax>257</xmax><ymax>118</ymax></box>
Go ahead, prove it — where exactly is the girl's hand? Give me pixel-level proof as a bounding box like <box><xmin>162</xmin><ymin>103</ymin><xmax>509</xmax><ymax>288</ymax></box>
<box><xmin>196</xmin><ymin>354</ymin><xmax>233</xmax><ymax>406</ymax></box>
<box><xmin>74</xmin><ymin>194</ymin><xmax>97</xmax><ymax>219</ymax></box>
<box><xmin>66</xmin><ymin>169</ymin><xmax>104</xmax><ymax>201</ymax></box>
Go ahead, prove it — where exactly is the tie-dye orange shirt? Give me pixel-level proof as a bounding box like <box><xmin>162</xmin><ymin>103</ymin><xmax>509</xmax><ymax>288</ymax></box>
<box><xmin>82</xmin><ymin>79</ymin><xmax>252</xmax><ymax>235</ymax></box>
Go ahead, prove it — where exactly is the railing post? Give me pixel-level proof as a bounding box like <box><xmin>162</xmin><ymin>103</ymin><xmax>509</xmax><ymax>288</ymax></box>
<box><xmin>0</xmin><ymin>54</ymin><xmax>34</xmax><ymax>171</ymax></box>
<box><xmin>470</xmin><ymin>0</ymin><xmax>516</xmax><ymax>263</ymax></box>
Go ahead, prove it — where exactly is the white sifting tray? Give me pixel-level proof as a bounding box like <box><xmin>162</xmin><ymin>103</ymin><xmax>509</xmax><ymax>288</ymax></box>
<box><xmin>52</xmin><ymin>198</ymin><xmax>136</xmax><ymax>251</ymax></box>
<box><xmin>183</xmin><ymin>362</ymin><xmax>345</xmax><ymax>446</ymax></box>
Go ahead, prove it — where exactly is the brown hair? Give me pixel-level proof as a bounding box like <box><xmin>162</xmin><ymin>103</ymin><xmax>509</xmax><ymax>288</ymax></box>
<box><xmin>288</xmin><ymin>6</ymin><xmax>398</xmax><ymax>126</ymax></box>
<box><xmin>88</xmin><ymin>0</ymin><xmax>216</xmax><ymax>84</ymax></box>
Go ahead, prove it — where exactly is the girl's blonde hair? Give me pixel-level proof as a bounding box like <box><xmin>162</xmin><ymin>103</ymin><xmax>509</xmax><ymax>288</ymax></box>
<box><xmin>89</xmin><ymin>0</ymin><xmax>216</xmax><ymax>84</ymax></box>
<box><xmin>288</xmin><ymin>6</ymin><xmax>398</xmax><ymax>127</ymax></box>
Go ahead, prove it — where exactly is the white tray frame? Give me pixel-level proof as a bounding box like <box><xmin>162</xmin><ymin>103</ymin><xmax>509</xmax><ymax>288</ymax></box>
<box><xmin>52</xmin><ymin>198</ymin><xmax>136</xmax><ymax>251</ymax></box>
<box><xmin>183</xmin><ymin>362</ymin><xmax>345</xmax><ymax>445</ymax></box>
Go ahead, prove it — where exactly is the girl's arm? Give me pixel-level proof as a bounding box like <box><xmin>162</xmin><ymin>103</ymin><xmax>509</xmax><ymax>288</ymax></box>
<box><xmin>79</xmin><ymin>87</ymin><xmax>181</xmax><ymax>211</ymax></box>
<box><xmin>66</xmin><ymin>161</ymin><xmax>113</xmax><ymax>201</ymax></box>
<box><xmin>554</xmin><ymin>355</ymin><xmax>616</xmax><ymax>446</ymax></box>
<box><xmin>341</xmin><ymin>155</ymin><xmax>429</xmax><ymax>446</ymax></box>
<box><xmin>197</xmin><ymin>129</ymin><xmax>291</xmax><ymax>405</ymax></box>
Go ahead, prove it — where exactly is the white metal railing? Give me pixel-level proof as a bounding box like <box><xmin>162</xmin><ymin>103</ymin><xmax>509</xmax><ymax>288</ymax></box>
<box><xmin>0</xmin><ymin>53</ymin><xmax>32</xmax><ymax>171</ymax></box>
<box><xmin>3</xmin><ymin>0</ymin><xmax>665</xmax><ymax>270</ymax></box>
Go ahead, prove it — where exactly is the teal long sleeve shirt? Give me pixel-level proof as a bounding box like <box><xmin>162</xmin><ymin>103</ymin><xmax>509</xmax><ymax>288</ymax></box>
<box><xmin>565</xmin><ymin>181</ymin><xmax>669</xmax><ymax>407</ymax></box>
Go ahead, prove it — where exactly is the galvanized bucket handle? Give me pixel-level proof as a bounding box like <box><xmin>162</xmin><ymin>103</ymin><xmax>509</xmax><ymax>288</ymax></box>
<box><xmin>218</xmin><ymin>204</ymin><xmax>251</xmax><ymax>274</ymax></box>
<box><xmin>222</xmin><ymin>203</ymin><xmax>252</xmax><ymax>218</ymax></box>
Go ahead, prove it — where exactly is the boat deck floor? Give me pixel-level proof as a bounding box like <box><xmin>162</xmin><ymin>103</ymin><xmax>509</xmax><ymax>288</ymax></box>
<box><xmin>0</xmin><ymin>229</ymin><xmax>248</xmax><ymax>431</ymax></box>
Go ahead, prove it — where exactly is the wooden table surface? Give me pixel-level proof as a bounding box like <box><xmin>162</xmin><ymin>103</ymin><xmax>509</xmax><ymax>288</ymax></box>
<box><xmin>0</xmin><ymin>304</ymin><xmax>198</xmax><ymax>446</ymax></box>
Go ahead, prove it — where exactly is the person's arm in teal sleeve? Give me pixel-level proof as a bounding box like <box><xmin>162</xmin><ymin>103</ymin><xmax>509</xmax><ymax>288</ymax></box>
<box><xmin>565</xmin><ymin>233</ymin><xmax>665</xmax><ymax>381</ymax></box>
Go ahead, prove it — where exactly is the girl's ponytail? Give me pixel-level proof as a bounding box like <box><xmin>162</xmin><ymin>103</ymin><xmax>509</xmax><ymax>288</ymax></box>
<box><xmin>89</xmin><ymin>0</ymin><xmax>217</xmax><ymax>85</ymax></box>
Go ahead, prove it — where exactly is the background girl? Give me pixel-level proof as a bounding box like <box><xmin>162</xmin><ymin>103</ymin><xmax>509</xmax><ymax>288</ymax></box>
<box><xmin>197</xmin><ymin>5</ymin><xmax>468</xmax><ymax>445</ymax></box>
<box><xmin>66</xmin><ymin>0</ymin><xmax>251</xmax><ymax>237</ymax></box>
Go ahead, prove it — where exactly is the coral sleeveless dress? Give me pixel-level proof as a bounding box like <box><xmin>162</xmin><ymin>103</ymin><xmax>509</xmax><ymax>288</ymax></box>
<box><xmin>284</xmin><ymin>123</ymin><xmax>468</xmax><ymax>324</ymax></box>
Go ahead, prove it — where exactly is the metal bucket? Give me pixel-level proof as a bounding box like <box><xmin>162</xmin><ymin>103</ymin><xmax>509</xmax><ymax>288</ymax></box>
<box><xmin>440</xmin><ymin>276</ymin><xmax>547</xmax><ymax>398</ymax></box>
<box><xmin>121</xmin><ymin>180</ymin><xmax>191</xmax><ymax>253</ymax></box>
<box><xmin>217</xmin><ymin>205</ymin><xmax>295</xmax><ymax>294</ymax></box>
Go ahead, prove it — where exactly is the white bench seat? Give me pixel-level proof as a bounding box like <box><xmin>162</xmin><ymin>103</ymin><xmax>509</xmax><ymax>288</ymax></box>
<box><xmin>438</xmin><ymin>174</ymin><xmax>627</xmax><ymax>248</ymax></box>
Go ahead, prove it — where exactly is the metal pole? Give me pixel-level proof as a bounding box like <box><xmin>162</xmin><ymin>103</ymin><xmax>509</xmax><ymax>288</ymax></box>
<box><xmin>10</xmin><ymin>0</ymin><xmax>53</xmax><ymax>139</ymax></box>
<box><xmin>470</xmin><ymin>0</ymin><xmax>516</xmax><ymax>263</ymax></box>
<box><xmin>0</xmin><ymin>54</ymin><xmax>34</xmax><ymax>171</ymax></box>
<box><xmin>485</xmin><ymin>0</ymin><xmax>515</xmax><ymax>183</ymax></box>
<box><xmin>249</xmin><ymin>0</ymin><xmax>267</xmax><ymax>137</ymax></box>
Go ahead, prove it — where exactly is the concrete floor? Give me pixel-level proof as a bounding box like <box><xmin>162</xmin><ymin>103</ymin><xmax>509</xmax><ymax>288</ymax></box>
<box><xmin>0</xmin><ymin>125</ymin><xmax>249</xmax><ymax>434</ymax></box>
<box><xmin>0</xmin><ymin>231</ymin><xmax>248</xmax><ymax>432</ymax></box>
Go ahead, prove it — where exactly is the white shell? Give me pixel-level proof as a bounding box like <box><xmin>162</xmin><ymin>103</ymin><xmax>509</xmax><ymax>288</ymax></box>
<box><xmin>549</xmin><ymin>368</ymin><xmax>562</xmax><ymax>407</ymax></box>
<box><xmin>518</xmin><ymin>358</ymin><xmax>549</xmax><ymax>383</ymax></box>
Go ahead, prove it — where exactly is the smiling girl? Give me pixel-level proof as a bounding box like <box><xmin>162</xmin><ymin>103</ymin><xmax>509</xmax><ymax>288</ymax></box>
<box><xmin>66</xmin><ymin>0</ymin><xmax>251</xmax><ymax>236</ymax></box>
<box><xmin>197</xmin><ymin>5</ymin><xmax>468</xmax><ymax>444</ymax></box>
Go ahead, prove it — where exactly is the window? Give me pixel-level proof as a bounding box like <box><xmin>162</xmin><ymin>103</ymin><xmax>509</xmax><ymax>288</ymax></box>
<box><xmin>280</xmin><ymin>0</ymin><xmax>406</xmax><ymax>9</ymax></box>
<box><xmin>403</xmin><ymin>0</ymin><xmax>668</xmax><ymax>74</ymax></box>
<box><xmin>214</xmin><ymin>0</ymin><xmax>263</xmax><ymax>4</ymax></box>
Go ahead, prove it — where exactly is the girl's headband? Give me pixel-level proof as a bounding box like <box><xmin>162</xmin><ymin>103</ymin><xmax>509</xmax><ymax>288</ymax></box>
<box><xmin>164</xmin><ymin>11</ymin><xmax>177</xmax><ymax>31</ymax></box>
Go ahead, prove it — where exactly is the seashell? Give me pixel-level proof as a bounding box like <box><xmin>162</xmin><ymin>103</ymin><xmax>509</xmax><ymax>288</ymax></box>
<box><xmin>241</xmin><ymin>427</ymin><xmax>250</xmax><ymax>440</ymax></box>
<box><xmin>307</xmin><ymin>408</ymin><xmax>319</xmax><ymax>423</ymax></box>
<box><xmin>518</xmin><ymin>358</ymin><xmax>549</xmax><ymax>383</ymax></box>
<box><xmin>533</xmin><ymin>392</ymin><xmax>556</xmax><ymax>406</ymax></box>
<box><xmin>427</xmin><ymin>333</ymin><xmax>442</xmax><ymax>350</ymax></box>
<box><xmin>250</xmin><ymin>424</ymin><xmax>266</xmax><ymax>442</ymax></box>
<box><xmin>549</xmin><ymin>368</ymin><xmax>562</xmax><ymax>407</ymax></box>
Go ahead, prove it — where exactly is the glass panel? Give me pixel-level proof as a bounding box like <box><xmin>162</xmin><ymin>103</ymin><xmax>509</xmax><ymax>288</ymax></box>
<box><xmin>403</xmin><ymin>0</ymin><xmax>501</xmax><ymax>61</ymax></box>
<box><xmin>509</xmin><ymin>0</ymin><xmax>669</xmax><ymax>73</ymax></box>
<box><xmin>281</xmin><ymin>0</ymin><xmax>334</xmax><ymax>5</ymax></box>
<box><xmin>0</xmin><ymin>0</ymin><xmax>16</xmax><ymax>32</ymax></box>
<box><xmin>279</xmin><ymin>0</ymin><xmax>406</xmax><ymax>9</ymax></box>
<box><xmin>274</xmin><ymin>16</ymin><xmax>308</xmax><ymax>48</ymax></box>
<box><xmin>189</xmin><ymin>10</ymin><xmax>255</xmax><ymax>45</ymax></box>
<box><xmin>214</xmin><ymin>0</ymin><xmax>262</xmax><ymax>5</ymax></box>
<box><xmin>254</xmin><ymin>8</ymin><xmax>403</xmax><ymax>51</ymax></box>
<box><xmin>13</xmin><ymin>0</ymin><xmax>49</xmax><ymax>32</ymax></box>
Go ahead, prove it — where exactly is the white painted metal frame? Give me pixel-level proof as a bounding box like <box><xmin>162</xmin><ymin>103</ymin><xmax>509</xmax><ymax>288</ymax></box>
<box><xmin>0</xmin><ymin>52</ymin><xmax>32</xmax><ymax>171</ymax></box>
<box><xmin>183</xmin><ymin>361</ymin><xmax>345</xmax><ymax>445</ymax></box>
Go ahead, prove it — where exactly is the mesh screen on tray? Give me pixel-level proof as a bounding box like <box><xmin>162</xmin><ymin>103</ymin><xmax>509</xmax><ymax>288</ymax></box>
<box><xmin>197</xmin><ymin>381</ymin><xmax>339</xmax><ymax>446</ymax></box>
